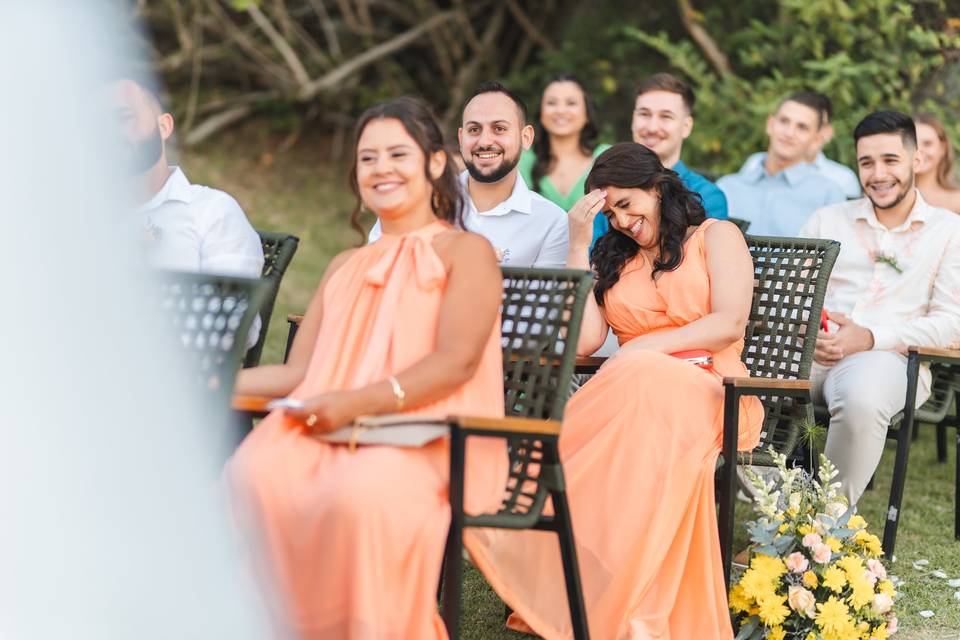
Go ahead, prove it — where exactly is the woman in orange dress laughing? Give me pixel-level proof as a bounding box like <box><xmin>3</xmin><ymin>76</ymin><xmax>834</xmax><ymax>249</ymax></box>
<box><xmin>465</xmin><ymin>143</ymin><xmax>763</xmax><ymax>639</ymax></box>
<box><xmin>228</xmin><ymin>97</ymin><xmax>507</xmax><ymax>639</ymax></box>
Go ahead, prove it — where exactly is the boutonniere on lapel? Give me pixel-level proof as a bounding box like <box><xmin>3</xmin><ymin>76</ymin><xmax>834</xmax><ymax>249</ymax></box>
<box><xmin>875</xmin><ymin>252</ymin><xmax>904</xmax><ymax>274</ymax></box>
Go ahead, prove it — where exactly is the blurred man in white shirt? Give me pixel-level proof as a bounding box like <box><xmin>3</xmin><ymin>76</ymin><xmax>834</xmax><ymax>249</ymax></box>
<box><xmin>800</xmin><ymin>110</ymin><xmax>960</xmax><ymax>505</ymax></box>
<box><xmin>109</xmin><ymin>77</ymin><xmax>264</xmax><ymax>346</ymax></box>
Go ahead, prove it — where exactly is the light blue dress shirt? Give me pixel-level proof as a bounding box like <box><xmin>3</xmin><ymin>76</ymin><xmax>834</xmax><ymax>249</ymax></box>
<box><xmin>717</xmin><ymin>154</ymin><xmax>846</xmax><ymax>237</ymax></box>
<box><xmin>740</xmin><ymin>151</ymin><xmax>861</xmax><ymax>199</ymax></box>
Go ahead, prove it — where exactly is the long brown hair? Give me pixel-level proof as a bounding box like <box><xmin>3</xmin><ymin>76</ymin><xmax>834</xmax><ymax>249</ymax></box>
<box><xmin>916</xmin><ymin>113</ymin><xmax>959</xmax><ymax>189</ymax></box>
<box><xmin>586</xmin><ymin>143</ymin><xmax>706</xmax><ymax>305</ymax></box>
<box><xmin>348</xmin><ymin>96</ymin><xmax>463</xmax><ymax>242</ymax></box>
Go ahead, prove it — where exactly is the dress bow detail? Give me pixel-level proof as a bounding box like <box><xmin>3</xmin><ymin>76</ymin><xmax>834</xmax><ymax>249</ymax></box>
<box><xmin>364</xmin><ymin>234</ymin><xmax>446</xmax><ymax>291</ymax></box>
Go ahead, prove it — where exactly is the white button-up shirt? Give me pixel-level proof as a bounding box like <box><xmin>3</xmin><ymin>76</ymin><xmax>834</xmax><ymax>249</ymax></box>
<box><xmin>800</xmin><ymin>191</ymin><xmax>960</xmax><ymax>352</ymax></box>
<box><xmin>138</xmin><ymin>167</ymin><xmax>264</xmax><ymax>277</ymax></box>
<box><xmin>138</xmin><ymin>167</ymin><xmax>265</xmax><ymax>346</ymax></box>
<box><xmin>369</xmin><ymin>171</ymin><xmax>569</xmax><ymax>268</ymax></box>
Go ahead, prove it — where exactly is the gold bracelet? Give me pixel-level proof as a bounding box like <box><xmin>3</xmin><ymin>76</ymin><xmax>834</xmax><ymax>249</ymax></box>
<box><xmin>387</xmin><ymin>375</ymin><xmax>405</xmax><ymax>410</ymax></box>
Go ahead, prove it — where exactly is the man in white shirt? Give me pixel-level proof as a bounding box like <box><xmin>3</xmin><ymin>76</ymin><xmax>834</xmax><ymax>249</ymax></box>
<box><xmin>800</xmin><ymin>110</ymin><xmax>960</xmax><ymax>505</ymax></box>
<box><xmin>740</xmin><ymin>91</ymin><xmax>860</xmax><ymax>199</ymax></box>
<box><xmin>370</xmin><ymin>82</ymin><xmax>568</xmax><ymax>267</ymax></box>
<box><xmin>110</xmin><ymin>77</ymin><xmax>264</xmax><ymax>346</ymax></box>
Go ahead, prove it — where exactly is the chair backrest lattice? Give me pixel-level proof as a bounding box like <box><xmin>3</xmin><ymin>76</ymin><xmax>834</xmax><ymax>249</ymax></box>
<box><xmin>159</xmin><ymin>271</ymin><xmax>267</xmax><ymax>401</ymax></box>
<box><xmin>474</xmin><ymin>268</ymin><xmax>593</xmax><ymax>528</ymax></box>
<box><xmin>741</xmin><ymin>236</ymin><xmax>840</xmax><ymax>458</ymax></box>
<box><xmin>244</xmin><ymin>230</ymin><xmax>299</xmax><ymax>368</ymax></box>
<box><xmin>500</xmin><ymin>268</ymin><xmax>594</xmax><ymax>422</ymax></box>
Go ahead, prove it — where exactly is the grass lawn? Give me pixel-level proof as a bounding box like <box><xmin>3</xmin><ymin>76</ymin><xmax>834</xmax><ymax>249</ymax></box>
<box><xmin>184</xmin><ymin>133</ymin><xmax>960</xmax><ymax>639</ymax></box>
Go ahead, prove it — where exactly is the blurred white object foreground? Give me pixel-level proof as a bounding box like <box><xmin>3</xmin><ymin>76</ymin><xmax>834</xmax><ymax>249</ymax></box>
<box><xmin>0</xmin><ymin>3</ymin><xmax>268</xmax><ymax>638</ymax></box>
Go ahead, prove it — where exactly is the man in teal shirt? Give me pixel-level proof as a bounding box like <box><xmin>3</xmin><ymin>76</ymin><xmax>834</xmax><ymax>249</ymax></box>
<box><xmin>593</xmin><ymin>73</ymin><xmax>727</xmax><ymax>244</ymax></box>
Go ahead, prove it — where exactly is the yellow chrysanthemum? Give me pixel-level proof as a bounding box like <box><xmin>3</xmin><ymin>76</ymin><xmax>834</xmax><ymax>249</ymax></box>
<box><xmin>872</xmin><ymin>624</ymin><xmax>890</xmax><ymax>640</ymax></box>
<box><xmin>853</xmin><ymin>530</ymin><xmax>883</xmax><ymax>557</ymax></box>
<box><xmin>847</xmin><ymin>571</ymin><xmax>875</xmax><ymax>610</ymax></box>
<box><xmin>729</xmin><ymin>583</ymin><xmax>752</xmax><ymax>614</ymax></box>
<box><xmin>767</xmin><ymin>625</ymin><xmax>786</xmax><ymax>640</ymax></box>
<box><xmin>823</xmin><ymin>565</ymin><xmax>847</xmax><ymax>593</ymax></box>
<box><xmin>877</xmin><ymin>579</ymin><xmax>895</xmax><ymax>596</ymax></box>
<box><xmin>778</xmin><ymin>523</ymin><xmax>790</xmax><ymax>533</ymax></box>
<box><xmin>825</xmin><ymin>536</ymin><xmax>843</xmax><ymax>552</ymax></box>
<box><xmin>798</xmin><ymin>524</ymin><xmax>814</xmax><ymax>536</ymax></box>
<box><xmin>837</xmin><ymin>555</ymin><xmax>865</xmax><ymax>576</ymax></box>
<box><xmin>804</xmin><ymin>634</ymin><xmax>816</xmax><ymax>640</ymax></box>
<box><xmin>848</xmin><ymin>514</ymin><xmax>868</xmax><ymax>530</ymax></box>
<box><xmin>816</xmin><ymin>596</ymin><xmax>855</xmax><ymax>636</ymax></box>
<box><xmin>757</xmin><ymin>593</ymin><xmax>790</xmax><ymax>626</ymax></box>
<box><xmin>751</xmin><ymin>553</ymin><xmax>787</xmax><ymax>579</ymax></box>
<box><xmin>803</xmin><ymin>570</ymin><xmax>819</xmax><ymax>588</ymax></box>
<box><xmin>739</xmin><ymin>568</ymin><xmax>775</xmax><ymax>602</ymax></box>
<box><xmin>787</xmin><ymin>506</ymin><xmax>799</xmax><ymax>518</ymax></box>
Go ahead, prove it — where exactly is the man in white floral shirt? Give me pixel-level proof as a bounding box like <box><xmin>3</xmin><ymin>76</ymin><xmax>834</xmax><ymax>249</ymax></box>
<box><xmin>800</xmin><ymin>110</ymin><xmax>960</xmax><ymax>505</ymax></box>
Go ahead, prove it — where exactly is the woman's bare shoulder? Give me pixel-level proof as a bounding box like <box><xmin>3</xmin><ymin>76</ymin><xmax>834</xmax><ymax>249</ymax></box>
<box><xmin>702</xmin><ymin>219</ymin><xmax>746</xmax><ymax>244</ymax></box>
<box><xmin>322</xmin><ymin>247</ymin><xmax>362</xmax><ymax>281</ymax></box>
<box><xmin>432</xmin><ymin>228</ymin><xmax>499</xmax><ymax>267</ymax></box>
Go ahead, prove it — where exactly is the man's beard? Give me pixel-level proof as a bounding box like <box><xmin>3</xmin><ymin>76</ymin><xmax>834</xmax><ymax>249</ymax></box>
<box><xmin>866</xmin><ymin>170</ymin><xmax>914</xmax><ymax>210</ymax></box>
<box><xmin>463</xmin><ymin>146</ymin><xmax>520</xmax><ymax>184</ymax></box>
<box><xmin>124</xmin><ymin>126</ymin><xmax>163</xmax><ymax>177</ymax></box>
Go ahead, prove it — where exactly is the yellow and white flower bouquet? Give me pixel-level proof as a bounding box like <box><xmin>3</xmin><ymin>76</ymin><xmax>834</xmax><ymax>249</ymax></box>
<box><xmin>730</xmin><ymin>450</ymin><xmax>898</xmax><ymax>640</ymax></box>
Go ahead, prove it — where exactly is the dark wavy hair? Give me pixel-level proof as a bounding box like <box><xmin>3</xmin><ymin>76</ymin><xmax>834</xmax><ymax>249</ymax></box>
<box><xmin>348</xmin><ymin>96</ymin><xmax>463</xmax><ymax>242</ymax></box>
<box><xmin>531</xmin><ymin>73</ymin><xmax>600</xmax><ymax>192</ymax></box>
<box><xmin>587</xmin><ymin>142</ymin><xmax>706</xmax><ymax>305</ymax></box>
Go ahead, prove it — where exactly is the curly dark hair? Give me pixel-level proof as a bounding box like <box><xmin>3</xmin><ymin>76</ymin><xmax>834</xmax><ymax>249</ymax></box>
<box><xmin>531</xmin><ymin>73</ymin><xmax>600</xmax><ymax>193</ymax></box>
<box><xmin>348</xmin><ymin>96</ymin><xmax>464</xmax><ymax>242</ymax></box>
<box><xmin>587</xmin><ymin>142</ymin><xmax>706</xmax><ymax>305</ymax></box>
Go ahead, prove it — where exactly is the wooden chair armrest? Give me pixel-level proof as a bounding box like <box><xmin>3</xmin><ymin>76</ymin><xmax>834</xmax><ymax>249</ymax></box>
<box><xmin>287</xmin><ymin>314</ymin><xmax>303</xmax><ymax>326</ymax></box>
<box><xmin>232</xmin><ymin>394</ymin><xmax>278</xmax><ymax>414</ymax></box>
<box><xmin>722</xmin><ymin>377</ymin><xmax>812</xmax><ymax>393</ymax></box>
<box><xmin>574</xmin><ymin>355</ymin><xmax>607</xmax><ymax>373</ymax></box>
<box><xmin>450</xmin><ymin>415</ymin><xmax>561</xmax><ymax>436</ymax></box>
<box><xmin>908</xmin><ymin>345</ymin><xmax>960</xmax><ymax>364</ymax></box>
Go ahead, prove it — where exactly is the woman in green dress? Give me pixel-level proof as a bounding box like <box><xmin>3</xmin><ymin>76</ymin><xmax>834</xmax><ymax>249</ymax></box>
<box><xmin>519</xmin><ymin>74</ymin><xmax>611</xmax><ymax>216</ymax></box>
<box><xmin>524</xmin><ymin>75</ymin><xmax>615</xmax><ymax>362</ymax></box>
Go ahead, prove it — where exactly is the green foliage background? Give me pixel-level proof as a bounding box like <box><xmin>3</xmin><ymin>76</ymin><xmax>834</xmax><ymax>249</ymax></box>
<box><xmin>506</xmin><ymin>0</ymin><xmax>959</xmax><ymax>175</ymax></box>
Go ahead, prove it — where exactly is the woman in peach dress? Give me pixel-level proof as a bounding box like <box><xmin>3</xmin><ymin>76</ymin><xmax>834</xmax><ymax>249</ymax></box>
<box><xmin>465</xmin><ymin>143</ymin><xmax>763</xmax><ymax>639</ymax></box>
<box><xmin>228</xmin><ymin>97</ymin><xmax>507</xmax><ymax>639</ymax></box>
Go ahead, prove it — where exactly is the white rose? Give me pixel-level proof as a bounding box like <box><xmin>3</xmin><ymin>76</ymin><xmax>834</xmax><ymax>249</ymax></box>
<box><xmin>872</xmin><ymin>592</ymin><xmax>893</xmax><ymax>615</ymax></box>
<box><xmin>788</xmin><ymin>585</ymin><xmax>816</xmax><ymax>617</ymax></box>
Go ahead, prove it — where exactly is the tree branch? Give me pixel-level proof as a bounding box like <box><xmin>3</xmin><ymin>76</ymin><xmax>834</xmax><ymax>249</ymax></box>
<box><xmin>442</xmin><ymin>3</ymin><xmax>506</xmax><ymax>125</ymax></box>
<box><xmin>676</xmin><ymin>0</ymin><xmax>731</xmax><ymax>76</ymax></box>
<box><xmin>306</xmin><ymin>0</ymin><xmax>342</xmax><ymax>59</ymax></box>
<box><xmin>246</xmin><ymin>2</ymin><xmax>312</xmax><ymax>88</ymax></box>
<box><xmin>185</xmin><ymin>103</ymin><xmax>257</xmax><ymax>146</ymax></box>
<box><xmin>504</xmin><ymin>0</ymin><xmax>555</xmax><ymax>50</ymax></box>
<box><xmin>297</xmin><ymin>10</ymin><xmax>459</xmax><ymax>101</ymax></box>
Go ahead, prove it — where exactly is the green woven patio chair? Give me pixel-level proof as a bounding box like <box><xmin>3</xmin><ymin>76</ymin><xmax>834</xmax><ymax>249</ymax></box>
<box><xmin>159</xmin><ymin>270</ymin><xmax>267</xmax><ymax>408</ymax></box>
<box><xmin>915</xmin><ymin>364</ymin><xmax>959</xmax><ymax>462</ymax></box>
<box><xmin>441</xmin><ymin>267</ymin><xmax>594</xmax><ymax>639</ymax></box>
<box><xmin>243</xmin><ymin>230</ymin><xmax>299</xmax><ymax>368</ymax></box>
<box><xmin>813</xmin><ymin>348</ymin><xmax>960</xmax><ymax>554</ymax></box>
<box><xmin>716</xmin><ymin>236</ymin><xmax>839</xmax><ymax>584</ymax></box>
<box><xmin>918</xmin><ymin>359</ymin><xmax>960</xmax><ymax>539</ymax></box>
<box><xmin>575</xmin><ymin>235</ymin><xmax>840</xmax><ymax>587</ymax></box>
<box><xmin>728</xmin><ymin>217</ymin><xmax>751</xmax><ymax>234</ymax></box>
